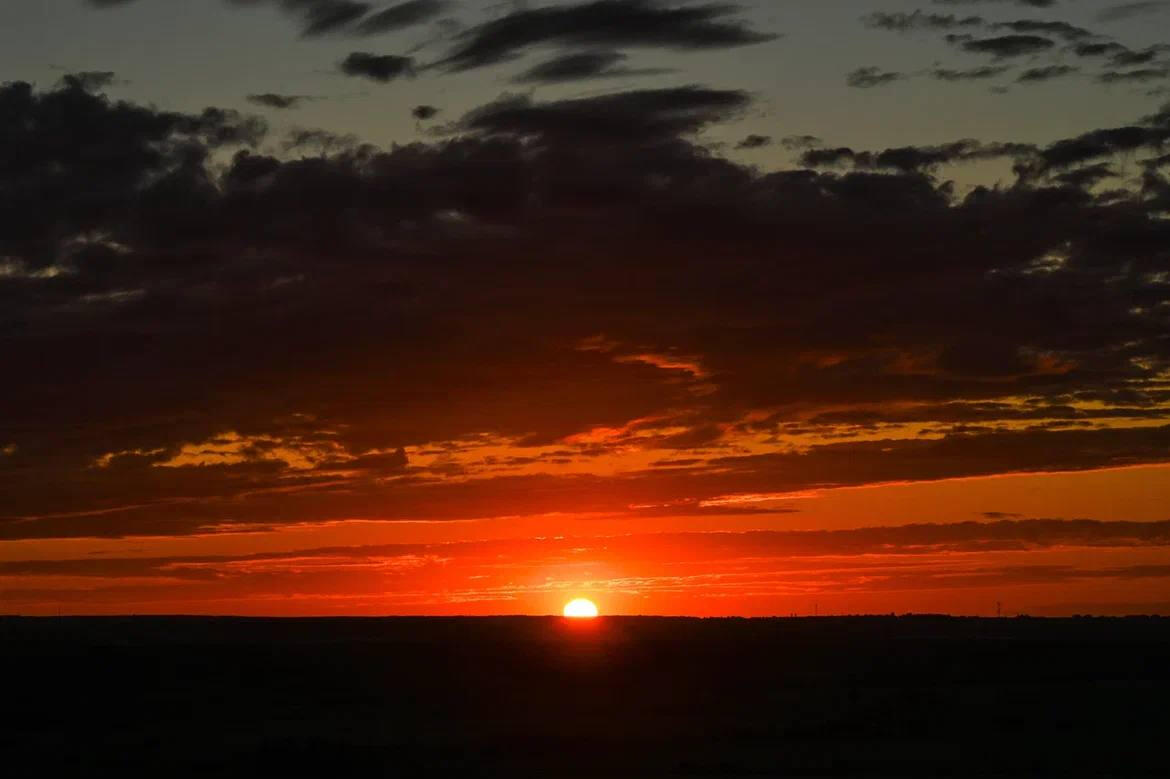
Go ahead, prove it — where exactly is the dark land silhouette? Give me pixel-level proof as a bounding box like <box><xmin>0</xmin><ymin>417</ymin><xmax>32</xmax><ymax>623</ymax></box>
<box><xmin>3</xmin><ymin>615</ymin><xmax>1167</xmax><ymax>776</ymax></box>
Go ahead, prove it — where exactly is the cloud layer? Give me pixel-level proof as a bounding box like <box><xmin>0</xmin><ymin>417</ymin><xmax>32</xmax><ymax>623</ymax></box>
<box><xmin>5</xmin><ymin>518</ymin><xmax>1169</xmax><ymax>613</ymax></box>
<box><xmin>8</xmin><ymin>0</ymin><xmax>1170</xmax><ymax>615</ymax></box>
<box><xmin>1</xmin><ymin>74</ymin><xmax>1169</xmax><ymax>543</ymax></box>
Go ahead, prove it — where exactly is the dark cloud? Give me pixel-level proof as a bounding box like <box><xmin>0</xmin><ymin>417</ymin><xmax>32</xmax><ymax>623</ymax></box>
<box><xmin>864</xmin><ymin>12</ymin><xmax>1090</xmax><ymax>42</ymax></box>
<box><xmin>89</xmin><ymin>0</ymin><xmax>443</xmax><ymax>37</ymax></box>
<box><xmin>933</xmin><ymin>0</ymin><xmax>1059</xmax><ymax>7</ymax></box>
<box><xmin>993</xmin><ymin>19</ymin><xmax>1094</xmax><ymax>41</ymax></box>
<box><xmin>356</xmin><ymin>0</ymin><xmax>448</xmax><ymax>34</ymax></box>
<box><xmin>1098</xmin><ymin>68</ymin><xmax>1170</xmax><ymax>83</ymax></box>
<box><xmin>58</xmin><ymin>71</ymin><xmax>118</xmax><ymax>92</ymax></box>
<box><xmin>953</xmin><ymin>34</ymin><xmax>1057</xmax><ymax>58</ymax></box>
<box><xmin>1068</xmin><ymin>43</ymin><xmax>1170</xmax><ymax>78</ymax></box>
<box><xmin>412</xmin><ymin>104</ymin><xmax>440</xmax><ymax>120</ymax></box>
<box><xmin>801</xmin><ymin>139</ymin><xmax>1033</xmax><ymax>172</ymax></box>
<box><xmin>514</xmin><ymin>50</ymin><xmax>622</xmax><ymax>83</ymax></box>
<box><xmin>247</xmin><ymin>92</ymin><xmax>308</xmax><ymax>109</ymax></box>
<box><xmin>780</xmin><ymin>134</ymin><xmax>821</xmax><ymax>150</ymax></box>
<box><xmin>1096</xmin><ymin>1</ymin><xmax>1170</xmax><ymax>22</ymax></box>
<box><xmin>1109</xmin><ymin>45</ymin><xmax>1170</xmax><ymax>66</ymax></box>
<box><xmin>511</xmin><ymin>49</ymin><xmax>667</xmax><ymax>83</ymax></box>
<box><xmin>865</xmin><ymin>9</ymin><xmax>1094</xmax><ymax>60</ymax></box>
<box><xmin>846</xmin><ymin>66</ymin><xmax>905</xmax><ymax>88</ymax></box>
<box><xmin>931</xmin><ymin>65</ymin><xmax>1011</xmax><ymax>80</ymax></box>
<box><xmin>299</xmin><ymin>0</ymin><xmax>371</xmax><ymax>36</ymax></box>
<box><xmin>863</xmin><ymin>11</ymin><xmax>984</xmax><ymax>32</ymax></box>
<box><xmin>435</xmin><ymin>0</ymin><xmax>775</xmax><ymax>72</ymax></box>
<box><xmin>798</xmin><ymin>147</ymin><xmax>870</xmax><ymax>167</ymax></box>
<box><xmin>1017</xmin><ymin>108</ymin><xmax>1170</xmax><ymax>175</ymax></box>
<box><xmin>1017</xmin><ymin>64</ymin><xmax>1078</xmax><ymax>81</ymax></box>
<box><xmin>339</xmin><ymin>51</ymin><xmax>416</xmax><ymax>81</ymax></box>
<box><xmin>5</xmin><ymin>519</ymin><xmax>1169</xmax><ymax>577</ymax></box>
<box><xmin>1053</xmin><ymin>163</ymin><xmax>1117</xmax><ymax>188</ymax></box>
<box><xmin>281</xmin><ymin>127</ymin><xmax>361</xmax><ymax>153</ymax></box>
<box><xmin>802</xmin><ymin>399</ymin><xmax>1170</xmax><ymax>427</ymax></box>
<box><xmin>1067</xmin><ymin>42</ymin><xmax>1170</xmax><ymax>73</ymax></box>
<box><xmin>224</xmin><ymin>0</ymin><xmax>374</xmax><ymax>37</ymax></box>
<box><xmin>3</xmin><ymin>79</ymin><xmax>1170</xmax><ymax>539</ymax></box>
<box><xmin>1072</xmin><ymin>41</ymin><xmax>1131</xmax><ymax>58</ymax></box>
<box><xmin>454</xmin><ymin>85</ymin><xmax>751</xmax><ymax>142</ymax></box>
<box><xmin>736</xmin><ymin>134</ymin><xmax>772</xmax><ymax>149</ymax></box>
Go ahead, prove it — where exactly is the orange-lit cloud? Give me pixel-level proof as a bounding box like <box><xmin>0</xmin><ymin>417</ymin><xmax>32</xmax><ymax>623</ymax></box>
<box><xmin>5</xmin><ymin>518</ymin><xmax>1170</xmax><ymax>616</ymax></box>
<box><xmin>3</xmin><ymin>66</ymin><xmax>1170</xmax><ymax>616</ymax></box>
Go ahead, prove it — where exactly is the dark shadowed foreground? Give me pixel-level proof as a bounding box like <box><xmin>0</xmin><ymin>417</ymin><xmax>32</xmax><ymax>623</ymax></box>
<box><xmin>3</xmin><ymin>616</ymin><xmax>1167</xmax><ymax>776</ymax></box>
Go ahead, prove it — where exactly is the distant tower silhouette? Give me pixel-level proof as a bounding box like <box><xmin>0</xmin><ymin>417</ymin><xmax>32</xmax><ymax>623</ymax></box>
<box><xmin>996</xmin><ymin>601</ymin><xmax>1002</xmax><ymax>618</ymax></box>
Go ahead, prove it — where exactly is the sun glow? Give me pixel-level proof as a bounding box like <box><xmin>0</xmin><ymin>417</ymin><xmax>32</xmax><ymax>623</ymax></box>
<box><xmin>563</xmin><ymin>598</ymin><xmax>599</xmax><ymax>618</ymax></box>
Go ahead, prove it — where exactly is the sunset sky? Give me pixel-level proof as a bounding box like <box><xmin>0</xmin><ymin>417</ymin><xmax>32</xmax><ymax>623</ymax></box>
<box><xmin>2</xmin><ymin>0</ymin><xmax>1170</xmax><ymax>616</ymax></box>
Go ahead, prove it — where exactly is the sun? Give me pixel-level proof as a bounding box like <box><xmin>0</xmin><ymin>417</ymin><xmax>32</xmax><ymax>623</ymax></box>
<box><xmin>563</xmin><ymin>598</ymin><xmax>599</xmax><ymax>618</ymax></box>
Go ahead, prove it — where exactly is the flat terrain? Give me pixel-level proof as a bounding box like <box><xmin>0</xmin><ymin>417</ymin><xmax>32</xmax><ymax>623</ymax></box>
<box><xmin>2</xmin><ymin>616</ymin><xmax>1168</xmax><ymax>776</ymax></box>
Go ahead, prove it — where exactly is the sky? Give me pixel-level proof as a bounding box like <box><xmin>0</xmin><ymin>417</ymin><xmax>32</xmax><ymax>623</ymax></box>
<box><xmin>1</xmin><ymin>0</ymin><xmax>1170</xmax><ymax>616</ymax></box>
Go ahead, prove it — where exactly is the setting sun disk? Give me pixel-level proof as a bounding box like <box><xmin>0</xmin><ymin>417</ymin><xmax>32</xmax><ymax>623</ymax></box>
<box><xmin>563</xmin><ymin>598</ymin><xmax>599</xmax><ymax>618</ymax></box>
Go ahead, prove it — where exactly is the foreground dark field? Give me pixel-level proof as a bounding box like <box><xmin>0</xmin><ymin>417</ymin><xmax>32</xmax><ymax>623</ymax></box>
<box><xmin>3</xmin><ymin>616</ymin><xmax>1168</xmax><ymax>777</ymax></box>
